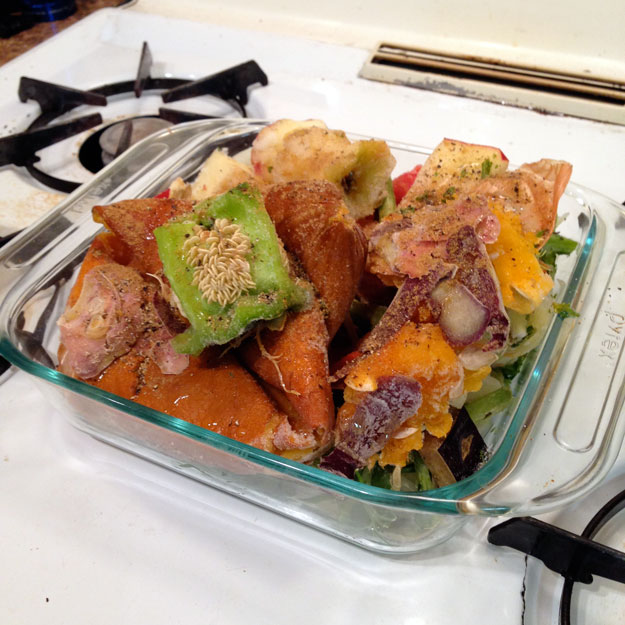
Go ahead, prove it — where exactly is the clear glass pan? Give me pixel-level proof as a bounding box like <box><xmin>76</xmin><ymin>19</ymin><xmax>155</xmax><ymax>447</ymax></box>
<box><xmin>1</xmin><ymin>119</ymin><xmax>625</xmax><ymax>553</ymax></box>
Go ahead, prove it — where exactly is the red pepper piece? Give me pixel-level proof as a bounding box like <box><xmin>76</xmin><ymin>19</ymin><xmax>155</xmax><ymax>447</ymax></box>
<box><xmin>392</xmin><ymin>164</ymin><xmax>422</xmax><ymax>204</ymax></box>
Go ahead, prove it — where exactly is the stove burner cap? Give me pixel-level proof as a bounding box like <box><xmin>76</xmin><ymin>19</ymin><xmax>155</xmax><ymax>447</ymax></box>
<box><xmin>78</xmin><ymin>116</ymin><xmax>172</xmax><ymax>174</ymax></box>
<box><xmin>100</xmin><ymin>117</ymin><xmax>172</xmax><ymax>165</ymax></box>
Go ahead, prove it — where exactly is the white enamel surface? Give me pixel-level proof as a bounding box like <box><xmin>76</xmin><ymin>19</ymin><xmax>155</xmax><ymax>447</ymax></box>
<box><xmin>134</xmin><ymin>0</ymin><xmax>625</xmax><ymax>81</ymax></box>
<box><xmin>1</xmin><ymin>7</ymin><xmax>624</xmax><ymax>236</ymax></box>
<box><xmin>1</xmin><ymin>7</ymin><xmax>625</xmax><ymax>624</ymax></box>
<box><xmin>1</xmin><ymin>370</ymin><xmax>529</xmax><ymax>625</ymax></box>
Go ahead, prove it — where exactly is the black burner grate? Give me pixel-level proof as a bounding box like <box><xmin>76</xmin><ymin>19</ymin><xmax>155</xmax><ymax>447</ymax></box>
<box><xmin>0</xmin><ymin>42</ymin><xmax>268</xmax><ymax>193</ymax></box>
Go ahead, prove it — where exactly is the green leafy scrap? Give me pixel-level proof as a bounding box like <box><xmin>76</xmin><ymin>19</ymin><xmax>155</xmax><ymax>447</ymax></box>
<box><xmin>481</xmin><ymin>158</ymin><xmax>493</xmax><ymax>178</ymax></box>
<box><xmin>497</xmin><ymin>354</ymin><xmax>530</xmax><ymax>381</ymax></box>
<box><xmin>401</xmin><ymin>451</ymin><xmax>436</xmax><ymax>491</ymax></box>
<box><xmin>539</xmin><ymin>232</ymin><xmax>578</xmax><ymax>273</ymax></box>
<box><xmin>354</xmin><ymin>463</ymin><xmax>392</xmax><ymax>489</ymax></box>
<box><xmin>354</xmin><ymin>451</ymin><xmax>435</xmax><ymax>492</ymax></box>
<box><xmin>553</xmin><ymin>302</ymin><xmax>580</xmax><ymax>319</ymax></box>
<box><xmin>442</xmin><ymin>186</ymin><xmax>456</xmax><ymax>201</ymax></box>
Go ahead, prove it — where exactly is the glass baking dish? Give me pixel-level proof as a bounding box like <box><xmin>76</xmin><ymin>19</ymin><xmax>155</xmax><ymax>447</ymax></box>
<box><xmin>1</xmin><ymin>119</ymin><xmax>625</xmax><ymax>554</ymax></box>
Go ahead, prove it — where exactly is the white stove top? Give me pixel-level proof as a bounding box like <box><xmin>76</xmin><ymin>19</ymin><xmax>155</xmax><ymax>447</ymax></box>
<box><xmin>2</xmin><ymin>5</ymin><xmax>625</xmax><ymax>234</ymax></box>
<box><xmin>2</xmin><ymin>6</ymin><xmax>625</xmax><ymax>624</ymax></box>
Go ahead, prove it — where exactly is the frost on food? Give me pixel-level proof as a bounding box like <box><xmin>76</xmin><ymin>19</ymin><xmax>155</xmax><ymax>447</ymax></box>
<box><xmin>340</xmin><ymin>323</ymin><xmax>464</xmax><ymax>469</ymax></box>
<box><xmin>367</xmin><ymin>204</ymin><xmax>510</xmax><ymax>368</ymax></box>
<box><xmin>55</xmin><ymin>121</ymin><xmax>574</xmax><ymax>485</ymax></box>
<box><xmin>321</xmin><ymin>375</ymin><xmax>423</xmax><ymax>478</ymax></box>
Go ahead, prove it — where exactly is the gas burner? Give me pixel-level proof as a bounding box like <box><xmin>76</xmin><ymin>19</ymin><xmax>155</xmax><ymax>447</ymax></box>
<box><xmin>0</xmin><ymin>42</ymin><xmax>268</xmax><ymax>193</ymax></box>
<box><xmin>79</xmin><ymin>116</ymin><xmax>173</xmax><ymax>173</ymax></box>
<box><xmin>489</xmin><ymin>487</ymin><xmax>625</xmax><ymax>625</ymax></box>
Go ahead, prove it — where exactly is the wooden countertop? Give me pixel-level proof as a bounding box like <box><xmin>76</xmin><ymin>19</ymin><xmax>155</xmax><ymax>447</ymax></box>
<box><xmin>0</xmin><ymin>0</ymin><xmax>132</xmax><ymax>66</ymax></box>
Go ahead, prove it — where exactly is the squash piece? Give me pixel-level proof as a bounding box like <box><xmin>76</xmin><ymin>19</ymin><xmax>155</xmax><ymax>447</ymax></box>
<box><xmin>487</xmin><ymin>204</ymin><xmax>553</xmax><ymax>314</ymax></box>
<box><xmin>341</xmin><ymin>323</ymin><xmax>463</xmax><ymax>468</ymax></box>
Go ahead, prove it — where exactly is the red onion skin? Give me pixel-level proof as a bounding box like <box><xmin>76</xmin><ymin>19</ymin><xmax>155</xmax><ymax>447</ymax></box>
<box><xmin>432</xmin><ymin>279</ymin><xmax>490</xmax><ymax>347</ymax></box>
<box><xmin>321</xmin><ymin>375</ymin><xmax>423</xmax><ymax>476</ymax></box>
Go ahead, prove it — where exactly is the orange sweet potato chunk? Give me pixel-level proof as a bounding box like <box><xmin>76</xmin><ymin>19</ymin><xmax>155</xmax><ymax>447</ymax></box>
<box><xmin>68</xmin><ymin>232</ymin><xmax>131</xmax><ymax>308</ymax></box>
<box><xmin>93</xmin><ymin>198</ymin><xmax>192</xmax><ymax>274</ymax></box>
<box><xmin>239</xmin><ymin>304</ymin><xmax>334</xmax><ymax>447</ymax></box>
<box><xmin>91</xmin><ymin>348</ymin><xmax>286</xmax><ymax>452</ymax></box>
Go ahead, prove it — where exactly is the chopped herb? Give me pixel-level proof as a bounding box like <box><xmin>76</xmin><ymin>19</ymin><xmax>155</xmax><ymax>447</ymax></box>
<box><xmin>415</xmin><ymin>191</ymin><xmax>432</xmax><ymax>203</ymax></box>
<box><xmin>539</xmin><ymin>232</ymin><xmax>578</xmax><ymax>275</ymax></box>
<box><xmin>460</xmin><ymin>168</ymin><xmax>468</xmax><ymax>178</ymax></box>
<box><xmin>354</xmin><ymin>451</ymin><xmax>434</xmax><ymax>492</ymax></box>
<box><xmin>399</xmin><ymin>205</ymin><xmax>416</xmax><ymax>216</ymax></box>
<box><xmin>481</xmin><ymin>158</ymin><xmax>493</xmax><ymax>178</ymax></box>
<box><xmin>553</xmin><ymin>302</ymin><xmax>580</xmax><ymax>319</ymax></box>
<box><xmin>443</xmin><ymin>186</ymin><xmax>456</xmax><ymax>199</ymax></box>
<box><xmin>497</xmin><ymin>353</ymin><xmax>530</xmax><ymax>380</ymax></box>
<box><xmin>465</xmin><ymin>386</ymin><xmax>513</xmax><ymax>424</ymax></box>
